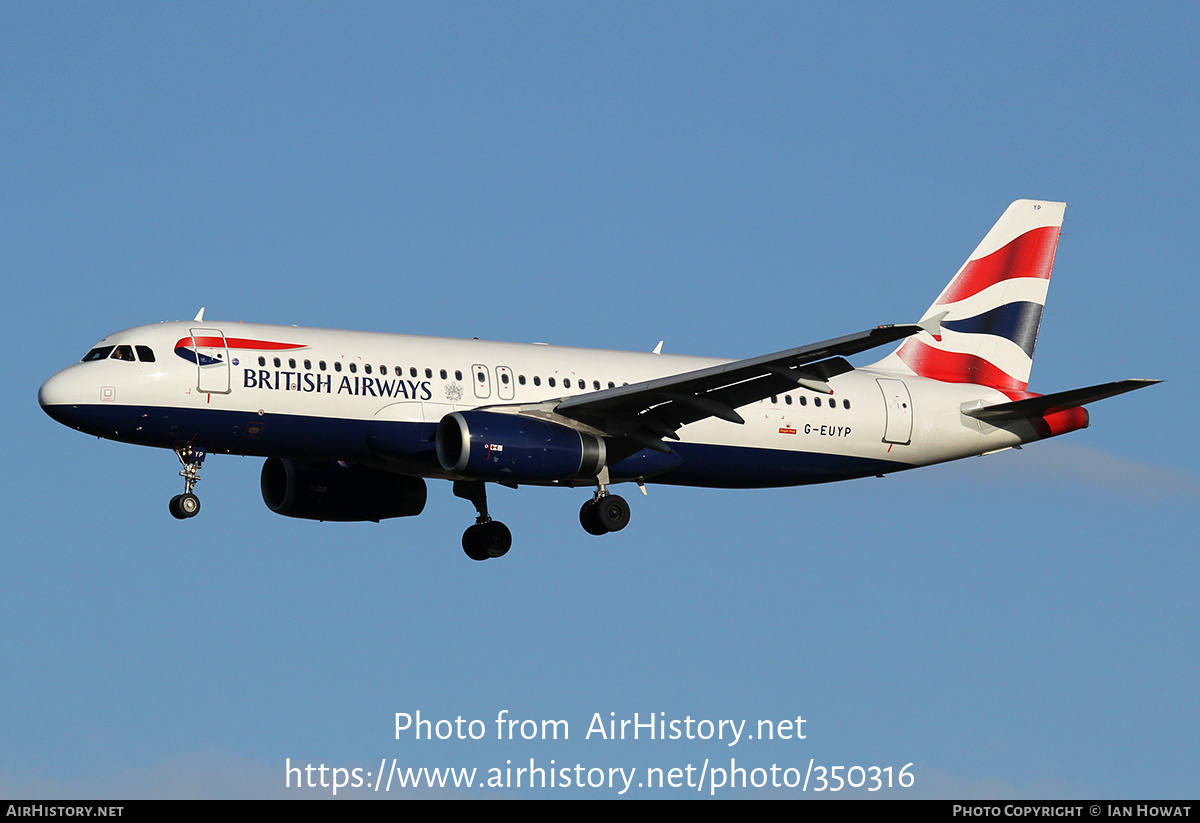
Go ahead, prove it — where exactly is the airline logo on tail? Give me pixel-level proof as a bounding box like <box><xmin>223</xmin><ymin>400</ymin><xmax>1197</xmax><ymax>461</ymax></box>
<box><xmin>894</xmin><ymin>200</ymin><xmax>1065</xmax><ymax>395</ymax></box>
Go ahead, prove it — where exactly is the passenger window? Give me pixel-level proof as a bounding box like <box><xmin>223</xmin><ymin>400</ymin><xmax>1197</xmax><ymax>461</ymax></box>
<box><xmin>785</xmin><ymin>395</ymin><xmax>792</xmax><ymax>405</ymax></box>
<box><xmin>274</xmin><ymin>357</ymin><xmax>281</xmax><ymax>367</ymax></box>
<box><xmin>533</xmin><ymin>376</ymin><xmax>541</xmax><ymax>386</ymax></box>
<box><xmin>304</xmin><ymin>359</ymin><xmax>311</xmax><ymax>370</ymax></box>
<box><xmin>501</xmin><ymin>373</ymin><xmax>510</xmax><ymax>385</ymax></box>
<box><xmin>410</xmin><ymin>367</ymin><xmax>417</xmax><ymax>378</ymax></box>
<box><xmin>111</xmin><ymin>345</ymin><xmax>136</xmax><ymax>362</ymax></box>
<box><xmin>440</xmin><ymin>369</ymin><xmax>447</xmax><ymax>379</ymax></box>
<box><xmin>395</xmin><ymin>366</ymin><xmax>402</xmax><ymax>376</ymax></box>
<box><xmin>608</xmin><ymin>382</ymin><xmax>615</xmax><ymax>389</ymax></box>
<box><xmin>425</xmin><ymin>368</ymin><xmax>432</xmax><ymax>378</ymax></box>
<box><xmin>518</xmin><ymin>375</ymin><xmax>526</xmax><ymax>385</ymax></box>
<box><xmin>319</xmin><ymin>361</ymin><xmax>327</xmax><ymax>371</ymax></box>
<box><xmin>843</xmin><ymin>399</ymin><xmax>851</xmax><ymax>409</ymax></box>
<box><xmin>334</xmin><ymin>362</ymin><xmax>342</xmax><ymax>372</ymax></box>
<box><xmin>455</xmin><ymin>370</ymin><xmax>463</xmax><ymax>381</ymax></box>
<box><xmin>135</xmin><ymin>346</ymin><xmax>155</xmax><ymax>362</ymax></box>
<box><xmin>365</xmin><ymin>364</ymin><xmax>372</xmax><ymax>375</ymax></box>
<box><xmin>81</xmin><ymin>346</ymin><xmax>114</xmax><ymax>362</ymax></box>
<box><xmin>548</xmin><ymin>377</ymin><xmax>556</xmax><ymax>388</ymax></box>
<box><xmin>815</xmin><ymin>397</ymin><xmax>822</xmax><ymax>407</ymax></box>
<box><xmin>350</xmin><ymin>363</ymin><xmax>357</xmax><ymax>373</ymax></box>
<box><xmin>593</xmin><ymin>380</ymin><xmax>601</xmax><ymax>390</ymax></box>
<box><xmin>289</xmin><ymin>358</ymin><xmax>296</xmax><ymax>369</ymax></box>
<box><xmin>800</xmin><ymin>395</ymin><xmax>807</xmax><ymax>406</ymax></box>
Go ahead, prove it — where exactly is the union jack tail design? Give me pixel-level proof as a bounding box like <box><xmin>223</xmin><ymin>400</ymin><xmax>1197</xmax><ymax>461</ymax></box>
<box><xmin>875</xmin><ymin>199</ymin><xmax>1066</xmax><ymax>394</ymax></box>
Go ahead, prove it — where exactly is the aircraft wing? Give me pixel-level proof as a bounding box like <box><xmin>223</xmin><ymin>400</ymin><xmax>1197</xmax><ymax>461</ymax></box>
<box><xmin>552</xmin><ymin>324</ymin><xmax>924</xmax><ymax>454</ymax></box>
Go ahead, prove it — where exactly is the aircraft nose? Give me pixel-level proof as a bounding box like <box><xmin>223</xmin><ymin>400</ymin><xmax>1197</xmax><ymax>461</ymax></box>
<box><xmin>38</xmin><ymin>369</ymin><xmax>82</xmax><ymax>421</ymax></box>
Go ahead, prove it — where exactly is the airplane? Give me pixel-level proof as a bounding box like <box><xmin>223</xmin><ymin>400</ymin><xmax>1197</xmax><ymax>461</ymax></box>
<box><xmin>38</xmin><ymin>200</ymin><xmax>1158</xmax><ymax>560</ymax></box>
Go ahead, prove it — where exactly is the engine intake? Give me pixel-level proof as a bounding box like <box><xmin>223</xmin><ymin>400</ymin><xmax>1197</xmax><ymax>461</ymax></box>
<box><xmin>260</xmin><ymin>457</ymin><xmax>427</xmax><ymax>522</ymax></box>
<box><xmin>436</xmin><ymin>411</ymin><xmax>606</xmax><ymax>482</ymax></box>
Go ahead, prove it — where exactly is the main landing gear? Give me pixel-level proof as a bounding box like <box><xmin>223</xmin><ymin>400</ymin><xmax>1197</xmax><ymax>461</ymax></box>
<box><xmin>169</xmin><ymin>447</ymin><xmax>206</xmax><ymax>520</ymax></box>
<box><xmin>451</xmin><ymin>474</ymin><xmax>633</xmax><ymax>559</ymax></box>
<box><xmin>454</xmin><ymin>480</ymin><xmax>512</xmax><ymax>562</ymax></box>
<box><xmin>579</xmin><ymin>476</ymin><xmax>630</xmax><ymax>536</ymax></box>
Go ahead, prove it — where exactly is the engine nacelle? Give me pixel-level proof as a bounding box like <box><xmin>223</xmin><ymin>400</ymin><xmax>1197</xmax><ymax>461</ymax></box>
<box><xmin>260</xmin><ymin>457</ymin><xmax>427</xmax><ymax>522</ymax></box>
<box><xmin>436</xmin><ymin>411</ymin><xmax>606</xmax><ymax>482</ymax></box>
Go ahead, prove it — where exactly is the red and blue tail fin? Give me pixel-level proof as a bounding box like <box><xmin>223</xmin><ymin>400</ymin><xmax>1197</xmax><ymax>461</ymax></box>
<box><xmin>875</xmin><ymin>199</ymin><xmax>1066</xmax><ymax>394</ymax></box>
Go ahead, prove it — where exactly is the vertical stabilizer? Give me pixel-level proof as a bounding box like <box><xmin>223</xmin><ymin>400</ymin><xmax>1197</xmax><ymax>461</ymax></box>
<box><xmin>874</xmin><ymin>200</ymin><xmax>1065</xmax><ymax>393</ymax></box>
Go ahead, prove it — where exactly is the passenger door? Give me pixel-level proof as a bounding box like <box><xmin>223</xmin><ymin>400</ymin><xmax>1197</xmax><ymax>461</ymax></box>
<box><xmin>877</xmin><ymin>378</ymin><xmax>912</xmax><ymax>445</ymax></box>
<box><xmin>190</xmin><ymin>328</ymin><xmax>231</xmax><ymax>394</ymax></box>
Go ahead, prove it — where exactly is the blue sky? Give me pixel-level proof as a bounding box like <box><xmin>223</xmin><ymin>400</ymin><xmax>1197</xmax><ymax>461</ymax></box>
<box><xmin>2</xmin><ymin>3</ymin><xmax>1197</xmax><ymax>798</ymax></box>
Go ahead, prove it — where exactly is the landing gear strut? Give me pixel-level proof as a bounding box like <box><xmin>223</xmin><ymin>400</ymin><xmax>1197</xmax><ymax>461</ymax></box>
<box><xmin>579</xmin><ymin>471</ymin><xmax>630</xmax><ymax>536</ymax></box>
<box><xmin>454</xmin><ymin>480</ymin><xmax>512</xmax><ymax>561</ymax></box>
<box><xmin>169</xmin><ymin>447</ymin><xmax>206</xmax><ymax>520</ymax></box>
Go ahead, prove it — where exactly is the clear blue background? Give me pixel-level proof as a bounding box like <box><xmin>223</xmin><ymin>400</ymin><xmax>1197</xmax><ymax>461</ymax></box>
<box><xmin>2</xmin><ymin>2</ymin><xmax>1195</xmax><ymax>798</ymax></box>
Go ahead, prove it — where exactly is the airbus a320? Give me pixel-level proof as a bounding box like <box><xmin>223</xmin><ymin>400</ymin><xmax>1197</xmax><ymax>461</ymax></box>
<box><xmin>39</xmin><ymin>200</ymin><xmax>1157</xmax><ymax>560</ymax></box>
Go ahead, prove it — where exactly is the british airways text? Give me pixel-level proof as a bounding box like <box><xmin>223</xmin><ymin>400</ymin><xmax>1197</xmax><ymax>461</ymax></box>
<box><xmin>243</xmin><ymin>369</ymin><xmax>433</xmax><ymax>400</ymax></box>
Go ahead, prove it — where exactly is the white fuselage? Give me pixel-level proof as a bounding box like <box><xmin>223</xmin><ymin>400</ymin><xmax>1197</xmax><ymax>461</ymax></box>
<box><xmin>39</xmin><ymin>319</ymin><xmax>1030</xmax><ymax>489</ymax></box>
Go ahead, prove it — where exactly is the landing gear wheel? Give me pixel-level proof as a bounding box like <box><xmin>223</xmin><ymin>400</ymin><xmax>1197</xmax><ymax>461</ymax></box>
<box><xmin>482</xmin><ymin>521</ymin><xmax>512</xmax><ymax>558</ymax></box>
<box><xmin>579</xmin><ymin>500</ymin><xmax>607</xmax><ymax>536</ymax></box>
<box><xmin>178</xmin><ymin>492</ymin><xmax>200</xmax><ymax>518</ymax></box>
<box><xmin>462</xmin><ymin>521</ymin><xmax>512</xmax><ymax>561</ymax></box>
<box><xmin>462</xmin><ymin>525</ymin><xmax>489</xmax><ymax>561</ymax></box>
<box><xmin>595</xmin><ymin>495</ymin><xmax>630</xmax><ymax>533</ymax></box>
<box><xmin>454</xmin><ymin>481</ymin><xmax>513</xmax><ymax>561</ymax></box>
<box><xmin>170</xmin><ymin>493</ymin><xmax>201</xmax><ymax>520</ymax></box>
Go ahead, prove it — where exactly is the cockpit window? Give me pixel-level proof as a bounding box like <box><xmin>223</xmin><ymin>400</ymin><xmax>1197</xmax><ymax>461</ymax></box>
<box><xmin>136</xmin><ymin>346</ymin><xmax>155</xmax><ymax>362</ymax></box>
<box><xmin>111</xmin><ymin>345</ymin><xmax>136</xmax><ymax>362</ymax></box>
<box><xmin>81</xmin><ymin>346</ymin><xmax>114</xmax><ymax>362</ymax></box>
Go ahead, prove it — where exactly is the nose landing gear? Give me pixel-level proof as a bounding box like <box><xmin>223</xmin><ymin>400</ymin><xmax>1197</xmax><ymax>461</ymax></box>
<box><xmin>169</xmin><ymin>447</ymin><xmax>206</xmax><ymax>520</ymax></box>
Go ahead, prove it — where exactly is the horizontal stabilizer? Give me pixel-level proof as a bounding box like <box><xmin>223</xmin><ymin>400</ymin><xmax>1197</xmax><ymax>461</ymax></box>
<box><xmin>963</xmin><ymin>379</ymin><xmax>1161</xmax><ymax>422</ymax></box>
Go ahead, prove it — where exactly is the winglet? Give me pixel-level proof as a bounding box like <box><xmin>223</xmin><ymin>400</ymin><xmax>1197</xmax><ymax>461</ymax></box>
<box><xmin>652</xmin><ymin>341</ymin><xmax>664</xmax><ymax>355</ymax></box>
<box><xmin>193</xmin><ymin>307</ymin><xmax>206</xmax><ymax>322</ymax></box>
<box><xmin>918</xmin><ymin>310</ymin><xmax>947</xmax><ymax>342</ymax></box>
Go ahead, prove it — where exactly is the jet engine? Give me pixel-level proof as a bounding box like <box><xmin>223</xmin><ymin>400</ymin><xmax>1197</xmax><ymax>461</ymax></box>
<box><xmin>436</xmin><ymin>411</ymin><xmax>606</xmax><ymax>482</ymax></box>
<box><xmin>260</xmin><ymin>457</ymin><xmax>427</xmax><ymax>522</ymax></box>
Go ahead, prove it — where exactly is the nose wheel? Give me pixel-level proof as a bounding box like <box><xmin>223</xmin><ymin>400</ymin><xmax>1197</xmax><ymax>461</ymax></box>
<box><xmin>169</xmin><ymin>492</ymin><xmax>201</xmax><ymax>519</ymax></box>
<box><xmin>169</xmin><ymin>447</ymin><xmax>206</xmax><ymax>520</ymax></box>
